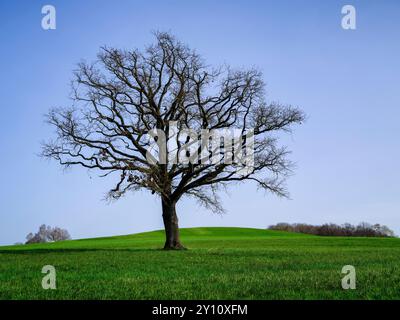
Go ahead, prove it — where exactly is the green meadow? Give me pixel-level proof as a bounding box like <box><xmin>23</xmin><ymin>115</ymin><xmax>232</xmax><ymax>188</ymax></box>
<box><xmin>0</xmin><ymin>227</ymin><xmax>399</xmax><ymax>299</ymax></box>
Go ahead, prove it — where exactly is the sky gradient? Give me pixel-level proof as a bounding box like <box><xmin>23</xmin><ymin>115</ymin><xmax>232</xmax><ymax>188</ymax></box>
<box><xmin>0</xmin><ymin>0</ymin><xmax>399</xmax><ymax>244</ymax></box>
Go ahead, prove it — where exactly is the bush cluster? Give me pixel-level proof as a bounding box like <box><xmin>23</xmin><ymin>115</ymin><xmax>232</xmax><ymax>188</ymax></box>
<box><xmin>268</xmin><ymin>222</ymin><xmax>395</xmax><ymax>237</ymax></box>
<box><xmin>25</xmin><ymin>224</ymin><xmax>71</xmax><ymax>244</ymax></box>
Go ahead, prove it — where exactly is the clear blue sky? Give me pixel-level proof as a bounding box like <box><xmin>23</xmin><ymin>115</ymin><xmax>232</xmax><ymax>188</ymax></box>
<box><xmin>0</xmin><ymin>0</ymin><xmax>399</xmax><ymax>245</ymax></box>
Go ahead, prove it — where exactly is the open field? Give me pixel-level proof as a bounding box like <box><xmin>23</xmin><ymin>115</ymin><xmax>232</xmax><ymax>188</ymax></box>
<box><xmin>0</xmin><ymin>227</ymin><xmax>399</xmax><ymax>299</ymax></box>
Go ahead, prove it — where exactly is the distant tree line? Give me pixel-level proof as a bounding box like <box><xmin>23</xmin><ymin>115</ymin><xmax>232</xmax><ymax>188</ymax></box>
<box><xmin>268</xmin><ymin>222</ymin><xmax>395</xmax><ymax>237</ymax></box>
<box><xmin>25</xmin><ymin>224</ymin><xmax>71</xmax><ymax>244</ymax></box>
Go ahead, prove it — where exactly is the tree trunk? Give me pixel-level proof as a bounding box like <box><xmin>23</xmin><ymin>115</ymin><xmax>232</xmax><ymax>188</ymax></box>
<box><xmin>162</xmin><ymin>198</ymin><xmax>186</xmax><ymax>250</ymax></box>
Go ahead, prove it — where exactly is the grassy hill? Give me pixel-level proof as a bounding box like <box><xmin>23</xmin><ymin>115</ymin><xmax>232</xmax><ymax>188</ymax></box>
<box><xmin>1</xmin><ymin>227</ymin><xmax>399</xmax><ymax>299</ymax></box>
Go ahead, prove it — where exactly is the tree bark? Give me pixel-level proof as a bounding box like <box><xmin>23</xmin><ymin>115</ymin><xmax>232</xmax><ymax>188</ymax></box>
<box><xmin>162</xmin><ymin>198</ymin><xmax>186</xmax><ymax>250</ymax></box>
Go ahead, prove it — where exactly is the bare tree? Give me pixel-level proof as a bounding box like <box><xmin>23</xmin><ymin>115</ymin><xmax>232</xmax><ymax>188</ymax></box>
<box><xmin>25</xmin><ymin>224</ymin><xmax>71</xmax><ymax>244</ymax></box>
<box><xmin>47</xmin><ymin>226</ymin><xmax>72</xmax><ymax>242</ymax></box>
<box><xmin>42</xmin><ymin>32</ymin><xmax>305</xmax><ymax>249</ymax></box>
<box><xmin>25</xmin><ymin>224</ymin><xmax>48</xmax><ymax>244</ymax></box>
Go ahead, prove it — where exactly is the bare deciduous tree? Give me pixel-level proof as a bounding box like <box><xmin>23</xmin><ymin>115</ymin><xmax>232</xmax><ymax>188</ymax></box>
<box><xmin>25</xmin><ymin>224</ymin><xmax>71</xmax><ymax>244</ymax></box>
<box><xmin>42</xmin><ymin>32</ymin><xmax>305</xmax><ymax>249</ymax></box>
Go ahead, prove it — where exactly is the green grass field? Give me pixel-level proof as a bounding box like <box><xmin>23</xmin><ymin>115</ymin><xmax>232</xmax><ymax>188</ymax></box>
<box><xmin>1</xmin><ymin>227</ymin><xmax>399</xmax><ymax>300</ymax></box>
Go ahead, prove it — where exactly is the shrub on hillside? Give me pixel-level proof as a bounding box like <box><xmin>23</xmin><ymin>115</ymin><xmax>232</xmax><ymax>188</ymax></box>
<box><xmin>268</xmin><ymin>222</ymin><xmax>395</xmax><ymax>237</ymax></box>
